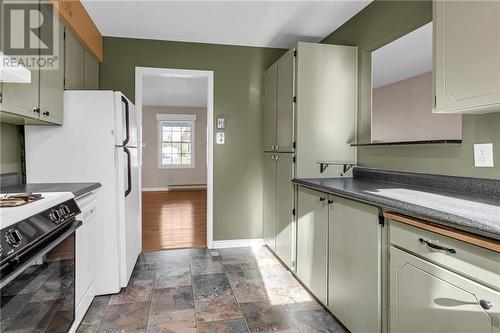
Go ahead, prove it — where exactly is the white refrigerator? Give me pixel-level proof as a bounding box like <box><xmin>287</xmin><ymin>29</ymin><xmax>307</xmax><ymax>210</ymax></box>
<box><xmin>25</xmin><ymin>91</ymin><xmax>141</xmax><ymax>294</ymax></box>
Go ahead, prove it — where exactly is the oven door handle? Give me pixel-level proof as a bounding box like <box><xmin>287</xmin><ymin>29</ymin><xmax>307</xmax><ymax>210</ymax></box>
<box><xmin>0</xmin><ymin>220</ymin><xmax>82</xmax><ymax>288</ymax></box>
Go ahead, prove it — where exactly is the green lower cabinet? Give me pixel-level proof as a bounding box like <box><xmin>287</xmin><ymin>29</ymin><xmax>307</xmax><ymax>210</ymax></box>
<box><xmin>296</xmin><ymin>186</ymin><xmax>328</xmax><ymax>305</ymax></box>
<box><xmin>390</xmin><ymin>247</ymin><xmax>500</xmax><ymax>333</ymax></box>
<box><xmin>328</xmin><ymin>197</ymin><xmax>382</xmax><ymax>333</ymax></box>
<box><xmin>275</xmin><ymin>153</ymin><xmax>294</xmax><ymax>269</ymax></box>
<box><xmin>263</xmin><ymin>153</ymin><xmax>277</xmax><ymax>250</ymax></box>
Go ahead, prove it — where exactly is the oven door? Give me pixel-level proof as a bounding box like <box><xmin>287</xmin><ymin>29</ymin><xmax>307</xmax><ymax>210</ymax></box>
<box><xmin>1</xmin><ymin>220</ymin><xmax>81</xmax><ymax>333</ymax></box>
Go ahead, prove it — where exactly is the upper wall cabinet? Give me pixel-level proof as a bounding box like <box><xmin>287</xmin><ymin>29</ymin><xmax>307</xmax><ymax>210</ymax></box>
<box><xmin>84</xmin><ymin>49</ymin><xmax>99</xmax><ymax>90</ymax></box>
<box><xmin>1</xmin><ymin>0</ymin><xmax>100</xmax><ymax>125</ymax></box>
<box><xmin>433</xmin><ymin>1</ymin><xmax>500</xmax><ymax>114</ymax></box>
<box><xmin>64</xmin><ymin>27</ymin><xmax>100</xmax><ymax>90</ymax></box>
<box><xmin>64</xmin><ymin>27</ymin><xmax>85</xmax><ymax>90</ymax></box>
<box><xmin>1</xmin><ymin>4</ymin><xmax>64</xmax><ymax>125</ymax></box>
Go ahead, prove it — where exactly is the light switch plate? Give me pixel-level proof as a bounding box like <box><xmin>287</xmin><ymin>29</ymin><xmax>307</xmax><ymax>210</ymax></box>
<box><xmin>217</xmin><ymin>118</ymin><xmax>225</xmax><ymax>129</ymax></box>
<box><xmin>474</xmin><ymin>143</ymin><xmax>494</xmax><ymax>167</ymax></box>
<box><xmin>216</xmin><ymin>132</ymin><xmax>225</xmax><ymax>144</ymax></box>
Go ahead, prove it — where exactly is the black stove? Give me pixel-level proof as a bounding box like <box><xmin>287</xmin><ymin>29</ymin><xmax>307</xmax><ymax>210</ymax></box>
<box><xmin>0</xmin><ymin>199</ymin><xmax>81</xmax><ymax>268</ymax></box>
<box><xmin>0</xmin><ymin>198</ymin><xmax>82</xmax><ymax>333</ymax></box>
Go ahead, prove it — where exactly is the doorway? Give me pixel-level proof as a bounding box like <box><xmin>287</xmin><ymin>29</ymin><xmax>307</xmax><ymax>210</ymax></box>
<box><xmin>135</xmin><ymin>67</ymin><xmax>214</xmax><ymax>251</ymax></box>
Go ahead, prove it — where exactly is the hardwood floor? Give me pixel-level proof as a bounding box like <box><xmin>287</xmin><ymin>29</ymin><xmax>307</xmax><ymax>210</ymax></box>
<box><xmin>142</xmin><ymin>190</ymin><xmax>207</xmax><ymax>252</ymax></box>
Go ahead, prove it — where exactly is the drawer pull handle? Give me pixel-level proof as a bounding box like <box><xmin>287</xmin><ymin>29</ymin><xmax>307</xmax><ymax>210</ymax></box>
<box><xmin>419</xmin><ymin>238</ymin><xmax>456</xmax><ymax>254</ymax></box>
<box><xmin>479</xmin><ymin>300</ymin><xmax>493</xmax><ymax>310</ymax></box>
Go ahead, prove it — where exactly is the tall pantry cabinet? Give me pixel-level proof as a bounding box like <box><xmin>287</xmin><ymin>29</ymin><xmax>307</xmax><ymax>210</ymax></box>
<box><xmin>263</xmin><ymin>42</ymin><xmax>357</xmax><ymax>271</ymax></box>
<box><xmin>263</xmin><ymin>48</ymin><xmax>295</xmax><ymax>269</ymax></box>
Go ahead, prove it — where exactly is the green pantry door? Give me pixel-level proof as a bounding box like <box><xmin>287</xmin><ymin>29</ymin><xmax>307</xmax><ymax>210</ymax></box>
<box><xmin>263</xmin><ymin>151</ymin><xmax>294</xmax><ymax>270</ymax></box>
<box><xmin>275</xmin><ymin>152</ymin><xmax>294</xmax><ymax>268</ymax></box>
<box><xmin>263</xmin><ymin>152</ymin><xmax>277</xmax><ymax>250</ymax></box>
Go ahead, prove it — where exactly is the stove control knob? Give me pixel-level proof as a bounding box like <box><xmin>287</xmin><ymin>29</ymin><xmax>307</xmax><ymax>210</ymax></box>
<box><xmin>60</xmin><ymin>205</ymin><xmax>71</xmax><ymax>216</ymax></box>
<box><xmin>5</xmin><ymin>229</ymin><xmax>23</xmax><ymax>248</ymax></box>
<box><xmin>49</xmin><ymin>209</ymin><xmax>61</xmax><ymax>223</ymax></box>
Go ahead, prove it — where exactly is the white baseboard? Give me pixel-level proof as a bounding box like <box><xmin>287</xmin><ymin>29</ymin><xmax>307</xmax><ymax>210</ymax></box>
<box><xmin>142</xmin><ymin>187</ymin><xmax>169</xmax><ymax>192</ymax></box>
<box><xmin>142</xmin><ymin>185</ymin><xmax>207</xmax><ymax>192</ymax></box>
<box><xmin>211</xmin><ymin>238</ymin><xmax>265</xmax><ymax>249</ymax></box>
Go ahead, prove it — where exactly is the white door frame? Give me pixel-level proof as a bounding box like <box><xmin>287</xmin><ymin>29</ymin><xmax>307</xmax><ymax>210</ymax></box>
<box><xmin>135</xmin><ymin>66</ymin><xmax>214</xmax><ymax>249</ymax></box>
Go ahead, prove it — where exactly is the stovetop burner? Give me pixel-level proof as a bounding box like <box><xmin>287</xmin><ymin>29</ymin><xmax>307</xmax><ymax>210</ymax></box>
<box><xmin>0</xmin><ymin>193</ymin><xmax>43</xmax><ymax>208</ymax></box>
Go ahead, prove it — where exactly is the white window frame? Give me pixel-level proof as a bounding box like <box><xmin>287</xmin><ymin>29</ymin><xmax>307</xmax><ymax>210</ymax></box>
<box><xmin>157</xmin><ymin>113</ymin><xmax>196</xmax><ymax>169</ymax></box>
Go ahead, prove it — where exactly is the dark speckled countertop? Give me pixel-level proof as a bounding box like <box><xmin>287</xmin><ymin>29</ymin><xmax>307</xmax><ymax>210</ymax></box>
<box><xmin>293</xmin><ymin>168</ymin><xmax>500</xmax><ymax>241</ymax></box>
<box><xmin>0</xmin><ymin>182</ymin><xmax>101</xmax><ymax>198</ymax></box>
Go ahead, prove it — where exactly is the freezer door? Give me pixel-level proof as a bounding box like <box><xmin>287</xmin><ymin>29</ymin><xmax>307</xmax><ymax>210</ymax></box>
<box><xmin>114</xmin><ymin>92</ymin><xmax>138</xmax><ymax>148</ymax></box>
<box><xmin>116</xmin><ymin>146</ymin><xmax>141</xmax><ymax>287</ymax></box>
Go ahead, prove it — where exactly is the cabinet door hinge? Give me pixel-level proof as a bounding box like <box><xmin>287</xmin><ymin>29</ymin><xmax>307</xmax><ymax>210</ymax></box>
<box><xmin>292</xmin><ymin>208</ymin><xmax>296</xmax><ymax>216</ymax></box>
<box><xmin>0</xmin><ymin>93</ymin><xmax>3</xmax><ymax>104</ymax></box>
<box><xmin>293</xmin><ymin>50</ymin><xmax>297</xmax><ymax>57</ymax></box>
<box><xmin>292</xmin><ymin>96</ymin><xmax>297</xmax><ymax>103</ymax></box>
<box><xmin>292</xmin><ymin>156</ymin><xmax>296</xmax><ymax>163</ymax></box>
<box><xmin>292</xmin><ymin>141</ymin><xmax>296</xmax><ymax>149</ymax></box>
<box><xmin>378</xmin><ymin>215</ymin><xmax>385</xmax><ymax>227</ymax></box>
<box><xmin>63</xmin><ymin>30</ymin><xmax>66</xmax><ymax>39</ymax></box>
<box><xmin>434</xmin><ymin>95</ymin><xmax>437</xmax><ymax>107</ymax></box>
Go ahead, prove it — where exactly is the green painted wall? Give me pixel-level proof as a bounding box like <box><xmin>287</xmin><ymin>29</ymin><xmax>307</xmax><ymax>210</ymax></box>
<box><xmin>100</xmin><ymin>37</ymin><xmax>285</xmax><ymax>240</ymax></box>
<box><xmin>0</xmin><ymin>122</ymin><xmax>21</xmax><ymax>174</ymax></box>
<box><xmin>322</xmin><ymin>0</ymin><xmax>500</xmax><ymax>180</ymax></box>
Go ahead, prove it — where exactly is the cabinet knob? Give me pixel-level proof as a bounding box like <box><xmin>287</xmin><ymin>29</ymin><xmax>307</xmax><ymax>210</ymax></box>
<box><xmin>33</xmin><ymin>107</ymin><xmax>40</xmax><ymax>114</ymax></box>
<box><xmin>42</xmin><ymin>111</ymin><xmax>50</xmax><ymax>116</ymax></box>
<box><xmin>479</xmin><ymin>300</ymin><xmax>493</xmax><ymax>310</ymax></box>
<box><xmin>320</xmin><ymin>197</ymin><xmax>326</xmax><ymax>202</ymax></box>
<box><xmin>328</xmin><ymin>200</ymin><xmax>333</xmax><ymax>204</ymax></box>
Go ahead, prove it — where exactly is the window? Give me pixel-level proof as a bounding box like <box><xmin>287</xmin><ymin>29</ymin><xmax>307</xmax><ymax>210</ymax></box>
<box><xmin>157</xmin><ymin>114</ymin><xmax>196</xmax><ymax>168</ymax></box>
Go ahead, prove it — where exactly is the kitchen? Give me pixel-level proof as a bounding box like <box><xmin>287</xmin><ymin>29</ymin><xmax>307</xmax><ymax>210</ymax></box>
<box><xmin>0</xmin><ymin>1</ymin><xmax>499</xmax><ymax>333</ymax></box>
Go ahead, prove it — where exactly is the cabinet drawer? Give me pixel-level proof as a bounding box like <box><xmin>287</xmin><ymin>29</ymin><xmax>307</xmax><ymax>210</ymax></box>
<box><xmin>389</xmin><ymin>220</ymin><xmax>500</xmax><ymax>291</ymax></box>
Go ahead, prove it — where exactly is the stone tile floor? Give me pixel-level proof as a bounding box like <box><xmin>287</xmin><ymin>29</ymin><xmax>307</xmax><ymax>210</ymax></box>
<box><xmin>77</xmin><ymin>246</ymin><xmax>347</xmax><ymax>333</ymax></box>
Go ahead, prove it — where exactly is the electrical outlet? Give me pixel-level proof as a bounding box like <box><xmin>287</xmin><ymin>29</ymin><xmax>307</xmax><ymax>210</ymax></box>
<box><xmin>216</xmin><ymin>132</ymin><xmax>225</xmax><ymax>144</ymax></box>
<box><xmin>474</xmin><ymin>143</ymin><xmax>494</xmax><ymax>167</ymax></box>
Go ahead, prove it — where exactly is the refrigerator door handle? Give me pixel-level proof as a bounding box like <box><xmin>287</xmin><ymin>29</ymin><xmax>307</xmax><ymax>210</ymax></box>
<box><xmin>124</xmin><ymin>147</ymin><xmax>132</xmax><ymax>197</ymax></box>
<box><xmin>121</xmin><ymin>95</ymin><xmax>130</xmax><ymax>147</ymax></box>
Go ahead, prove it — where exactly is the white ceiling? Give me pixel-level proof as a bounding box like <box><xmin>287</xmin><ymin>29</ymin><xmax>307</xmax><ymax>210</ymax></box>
<box><xmin>81</xmin><ymin>1</ymin><xmax>372</xmax><ymax>48</ymax></box>
<box><xmin>142</xmin><ymin>76</ymin><xmax>208</xmax><ymax>107</ymax></box>
<box><xmin>372</xmin><ymin>22</ymin><xmax>433</xmax><ymax>89</ymax></box>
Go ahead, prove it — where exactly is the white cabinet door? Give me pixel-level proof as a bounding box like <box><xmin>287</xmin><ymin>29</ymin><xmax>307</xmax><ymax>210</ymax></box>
<box><xmin>433</xmin><ymin>0</ymin><xmax>500</xmax><ymax>113</ymax></box>
<box><xmin>329</xmin><ymin>197</ymin><xmax>381</xmax><ymax>333</ymax></box>
<box><xmin>390</xmin><ymin>247</ymin><xmax>500</xmax><ymax>333</ymax></box>
<box><xmin>75</xmin><ymin>209</ymin><xmax>97</xmax><ymax>307</ymax></box>
<box><xmin>296</xmin><ymin>186</ymin><xmax>328</xmax><ymax>305</ymax></box>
